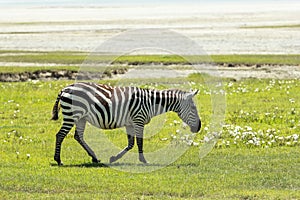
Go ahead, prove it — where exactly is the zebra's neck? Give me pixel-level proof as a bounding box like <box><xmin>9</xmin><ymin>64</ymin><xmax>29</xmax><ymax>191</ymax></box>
<box><xmin>148</xmin><ymin>89</ymin><xmax>181</xmax><ymax>117</ymax></box>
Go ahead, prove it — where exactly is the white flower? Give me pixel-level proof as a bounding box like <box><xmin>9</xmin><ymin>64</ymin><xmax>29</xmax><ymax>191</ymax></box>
<box><xmin>182</xmin><ymin>123</ymin><xmax>188</xmax><ymax>129</ymax></box>
<box><xmin>289</xmin><ymin>98</ymin><xmax>295</xmax><ymax>103</ymax></box>
<box><xmin>269</xmin><ymin>134</ymin><xmax>274</xmax><ymax>139</ymax></box>
<box><xmin>203</xmin><ymin>136</ymin><xmax>210</xmax><ymax>143</ymax></box>
<box><xmin>26</xmin><ymin>154</ymin><xmax>30</xmax><ymax>158</ymax></box>
<box><xmin>245</xmin><ymin>126</ymin><xmax>252</xmax><ymax>131</ymax></box>
<box><xmin>193</xmin><ymin>142</ymin><xmax>199</xmax><ymax>146</ymax></box>
<box><xmin>173</xmin><ymin>120</ymin><xmax>180</xmax><ymax>125</ymax></box>
<box><xmin>285</xmin><ymin>136</ymin><xmax>291</xmax><ymax>140</ymax></box>
<box><xmin>186</xmin><ymin>140</ymin><xmax>193</xmax><ymax>146</ymax></box>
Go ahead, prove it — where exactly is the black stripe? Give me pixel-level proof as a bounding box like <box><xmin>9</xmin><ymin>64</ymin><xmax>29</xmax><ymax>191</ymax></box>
<box><xmin>93</xmin><ymin>103</ymin><xmax>106</xmax><ymax>127</ymax></box>
<box><xmin>161</xmin><ymin>92</ymin><xmax>166</xmax><ymax>109</ymax></box>
<box><xmin>64</xmin><ymin>118</ymin><xmax>75</xmax><ymax>123</ymax></box>
<box><xmin>61</xmin><ymin>96</ymin><xmax>72</xmax><ymax>105</ymax></box>
<box><xmin>62</xmin><ymin>110</ymin><xmax>84</xmax><ymax>117</ymax></box>
<box><xmin>61</xmin><ymin>96</ymin><xmax>88</xmax><ymax>113</ymax></box>
<box><xmin>61</xmin><ymin>104</ymin><xmax>71</xmax><ymax>109</ymax></box>
<box><xmin>62</xmin><ymin>111</ymin><xmax>73</xmax><ymax>116</ymax></box>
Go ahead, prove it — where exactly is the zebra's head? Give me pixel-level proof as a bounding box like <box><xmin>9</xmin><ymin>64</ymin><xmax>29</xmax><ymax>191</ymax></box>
<box><xmin>177</xmin><ymin>90</ymin><xmax>201</xmax><ymax>133</ymax></box>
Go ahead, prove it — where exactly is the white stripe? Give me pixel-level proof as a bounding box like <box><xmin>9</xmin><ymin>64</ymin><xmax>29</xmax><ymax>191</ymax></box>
<box><xmin>156</xmin><ymin>90</ymin><xmax>162</xmax><ymax>116</ymax></box>
<box><xmin>120</xmin><ymin>87</ymin><xmax>132</xmax><ymax>126</ymax></box>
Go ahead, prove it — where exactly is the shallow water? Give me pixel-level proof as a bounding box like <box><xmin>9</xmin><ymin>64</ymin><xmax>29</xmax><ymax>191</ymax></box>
<box><xmin>0</xmin><ymin>4</ymin><xmax>299</xmax><ymax>54</ymax></box>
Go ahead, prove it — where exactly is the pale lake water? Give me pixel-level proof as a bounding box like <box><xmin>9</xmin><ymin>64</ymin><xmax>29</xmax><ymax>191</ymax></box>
<box><xmin>0</xmin><ymin>2</ymin><xmax>299</xmax><ymax>54</ymax></box>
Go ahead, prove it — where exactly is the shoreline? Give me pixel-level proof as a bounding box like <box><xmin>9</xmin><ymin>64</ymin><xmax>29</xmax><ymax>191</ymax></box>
<box><xmin>1</xmin><ymin>63</ymin><xmax>299</xmax><ymax>82</ymax></box>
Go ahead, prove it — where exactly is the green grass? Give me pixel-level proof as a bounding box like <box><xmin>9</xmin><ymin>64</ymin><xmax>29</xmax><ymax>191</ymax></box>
<box><xmin>0</xmin><ymin>147</ymin><xmax>298</xmax><ymax>199</ymax></box>
<box><xmin>0</xmin><ymin>75</ymin><xmax>299</xmax><ymax>199</ymax></box>
<box><xmin>0</xmin><ymin>66</ymin><xmax>79</xmax><ymax>73</ymax></box>
<box><xmin>0</xmin><ymin>51</ymin><xmax>299</xmax><ymax>71</ymax></box>
<box><xmin>241</xmin><ymin>24</ymin><xmax>300</xmax><ymax>29</ymax></box>
<box><xmin>211</xmin><ymin>54</ymin><xmax>300</xmax><ymax>66</ymax></box>
<box><xmin>0</xmin><ymin>51</ymin><xmax>87</xmax><ymax>65</ymax></box>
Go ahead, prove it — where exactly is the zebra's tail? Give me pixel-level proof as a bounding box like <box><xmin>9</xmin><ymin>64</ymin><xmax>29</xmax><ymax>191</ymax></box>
<box><xmin>51</xmin><ymin>91</ymin><xmax>62</xmax><ymax>120</ymax></box>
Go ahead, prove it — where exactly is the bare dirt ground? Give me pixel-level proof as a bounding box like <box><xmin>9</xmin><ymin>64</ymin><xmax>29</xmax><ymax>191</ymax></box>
<box><xmin>1</xmin><ymin>63</ymin><xmax>299</xmax><ymax>81</ymax></box>
<box><xmin>117</xmin><ymin>64</ymin><xmax>300</xmax><ymax>80</ymax></box>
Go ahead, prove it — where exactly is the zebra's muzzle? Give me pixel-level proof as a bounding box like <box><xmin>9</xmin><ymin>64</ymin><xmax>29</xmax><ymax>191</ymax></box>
<box><xmin>191</xmin><ymin>119</ymin><xmax>201</xmax><ymax>133</ymax></box>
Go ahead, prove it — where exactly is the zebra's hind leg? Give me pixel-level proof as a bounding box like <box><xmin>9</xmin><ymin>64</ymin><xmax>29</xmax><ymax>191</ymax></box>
<box><xmin>54</xmin><ymin>122</ymin><xmax>74</xmax><ymax>166</ymax></box>
<box><xmin>110</xmin><ymin>134</ymin><xmax>135</xmax><ymax>163</ymax></box>
<box><xmin>74</xmin><ymin>119</ymin><xmax>99</xmax><ymax>163</ymax></box>
<box><xmin>136</xmin><ymin>132</ymin><xmax>148</xmax><ymax>164</ymax></box>
<box><xmin>110</xmin><ymin>126</ymin><xmax>135</xmax><ymax>163</ymax></box>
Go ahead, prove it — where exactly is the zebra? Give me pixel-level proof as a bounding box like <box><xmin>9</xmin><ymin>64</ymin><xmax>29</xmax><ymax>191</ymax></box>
<box><xmin>51</xmin><ymin>82</ymin><xmax>201</xmax><ymax>165</ymax></box>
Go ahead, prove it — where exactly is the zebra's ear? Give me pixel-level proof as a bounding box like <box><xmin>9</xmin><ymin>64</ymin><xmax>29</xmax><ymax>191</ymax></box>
<box><xmin>186</xmin><ymin>89</ymin><xmax>199</xmax><ymax>99</ymax></box>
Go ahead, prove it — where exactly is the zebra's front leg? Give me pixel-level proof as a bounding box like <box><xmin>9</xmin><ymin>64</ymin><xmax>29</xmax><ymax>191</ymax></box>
<box><xmin>54</xmin><ymin>122</ymin><xmax>74</xmax><ymax>166</ymax></box>
<box><xmin>74</xmin><ymin>119</ymin><xmax>99</xmax><ymax>163</ymax></box>
<box><xmin>110</xmin><ymin>133</ymin><xmax>134</xmax><ymax>163</ymax></box>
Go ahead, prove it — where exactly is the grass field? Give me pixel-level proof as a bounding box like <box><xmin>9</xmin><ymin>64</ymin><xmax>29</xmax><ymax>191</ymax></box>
<box><xmin>0</xmin><ymin>73</ymin><xmax>299</xmax><ymax>199</ymax></box>
<box><xmin>0</xmin><ymin>51</ymin><xmax>300</xmax><ymax>72</ymax></box>
<box><xmin>241</xmin><ymin>24</ymin><xmax>300</xmax><ymax>29</ymax></box>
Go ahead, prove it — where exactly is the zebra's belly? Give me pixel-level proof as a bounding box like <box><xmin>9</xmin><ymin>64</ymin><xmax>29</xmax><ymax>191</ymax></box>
<box><xmin>86</xmin><ymin>115</ymin><xmax>131</xmax><ymax>130</ymax></box>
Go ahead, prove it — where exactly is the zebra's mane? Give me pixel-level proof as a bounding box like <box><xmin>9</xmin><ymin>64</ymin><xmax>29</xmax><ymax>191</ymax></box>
<box><xmin>164</xmin><ymin>88</ymin><xmax>186</xmax><ymax>93</ymax></box>
<box><xmin>144</xmin><ymin>88</ymin><xmax>188</xmax><ymax>99</ymax></box>
<box><xmin>141</xmin><ymin>87</ymin><xmax>186</xmax><ymax>93</ymax></box>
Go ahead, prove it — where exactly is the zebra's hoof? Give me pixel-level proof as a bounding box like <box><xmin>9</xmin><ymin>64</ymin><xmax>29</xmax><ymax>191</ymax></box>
<box><xmin>139</xmin><ymin>159</ymin><xmax>148</xmax><ymax>164</ymax></box>
<box><xmin>139</xmin><ymin>155</ymin><xmax>148</xmax><ymax>164</ymax></box>
<box><xmin>54</xmin><ymin>157</ymin><xmax>63</xmax><ymax>166</ymax></box>
<box><xmin>92</xmin><ymin>158</ymin><xmax>100</xmax><ymax>163</ymax></box>
<box><xmin>109</xmin><ymin>156</ymin><xmax>117</xmax><ymax>163</ymax></box>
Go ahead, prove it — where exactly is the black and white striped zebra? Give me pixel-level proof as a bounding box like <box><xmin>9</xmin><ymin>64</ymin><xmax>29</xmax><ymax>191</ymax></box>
<box><xmin>52</xmin><ymin>82</ymin><xmax>201</xmax><ymax>165</ymax></box>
